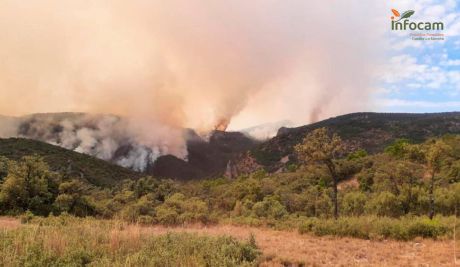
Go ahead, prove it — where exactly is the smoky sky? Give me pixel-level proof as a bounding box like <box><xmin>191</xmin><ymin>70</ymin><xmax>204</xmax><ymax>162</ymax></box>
<box><xmin>0</xmin><ymin>0</ymin><xmax>388</xmax><ymax>135</ymax></box>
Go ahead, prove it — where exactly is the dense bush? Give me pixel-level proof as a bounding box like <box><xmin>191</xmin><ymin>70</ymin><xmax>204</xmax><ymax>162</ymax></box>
<box><xmin>251</xmin><ymin>196</ymin><xmax>287</xmax><ymax>219</ymax></box>
<box><xmin>298</xmin><ymin>216</ymin><xmax>454</xmax><ymax>240</ymax></box>
<box><xmin>342</xmin><ymin>191</ymin><xmax>366</xmax><ymax>216</ymax></box>
<box><xmin>155</xmin><ymin>193</ymin><xmax>211</xmax><ymax>225</ymax></box>
<box><xmin>365</xmin><ymin>191</ymin><xmax>403</xmax><ymax>217</ymax></box>
<box><xmin>0</xmin><ymin>156</ymin><xmax>60</xmax><ymax>216</ymax></box>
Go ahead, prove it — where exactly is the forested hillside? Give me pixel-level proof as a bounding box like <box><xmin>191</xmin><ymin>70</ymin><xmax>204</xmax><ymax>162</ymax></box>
<box><xmin>249</xmin><ymin>112</ymin><xmax>460</xmax><ymax>171</ymax></box>
<box><xmin>1</xmin><ymin>129</ymin><xmax>459</xmax><ymax>240</ymax></box>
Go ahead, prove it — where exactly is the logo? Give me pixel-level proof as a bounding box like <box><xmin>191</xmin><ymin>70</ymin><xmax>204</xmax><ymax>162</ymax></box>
<box><xmin>391</xmin><ymin>9</ymin><xmax>444</xmax><ymax>31</ymax></box>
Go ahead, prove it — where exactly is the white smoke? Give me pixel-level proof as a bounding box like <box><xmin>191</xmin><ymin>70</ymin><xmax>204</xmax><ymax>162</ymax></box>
<box><xmin>117</xmin><ymin>144</ymin><xmax>159</xmax><ymax>172</ymax></box>
<box><xmin>240</xmin><ymin>120</ymin><xmax>294</xmax><ymax>140</ymax></box>
<box><xmin>7</xmin><ymin>113</ymin><xmax>187</xmax><ymax>171</ymax></box>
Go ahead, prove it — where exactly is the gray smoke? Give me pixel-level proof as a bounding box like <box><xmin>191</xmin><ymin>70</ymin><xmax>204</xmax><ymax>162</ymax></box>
<box><xmin>10</xmin><ymin>113</ymin><xmax>187</xmax><ymax>171</ymax></box>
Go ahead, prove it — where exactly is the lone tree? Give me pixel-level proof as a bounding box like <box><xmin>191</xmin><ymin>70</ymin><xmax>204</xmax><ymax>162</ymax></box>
<box><xmin>425</xmin><ymin>139</ymin><xmax>451</xmax><ymax>219</ymax></box>
<box><xmin>295</xmin><ymin>127</ymin><xmax>345</xmax><ymax>219</ymax></box>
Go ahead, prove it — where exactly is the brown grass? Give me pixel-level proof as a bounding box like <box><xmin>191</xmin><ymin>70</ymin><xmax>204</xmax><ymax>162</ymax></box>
<box><xmin>141</xmin><ymin>224</ymin><xmax>459</xmax><ymax>266</ymax></box>
<box><xmin>338</xmin><ymin>176</ymin><xmax>359</xmax><ymax>190</ymax></box>
<box><xmin>1</xmin><ymin>217</ymin><xmax>458</xmax><ymax>266</ymax></box>
<box><xmin>0</xmin><ymin>217</ymin><xmax>20</xmax><ymax>230</ymax></box>
<box><xmin>109</xmin><ymin>223</ymin><xmax>143</xmax><ymax>252</ymax></box>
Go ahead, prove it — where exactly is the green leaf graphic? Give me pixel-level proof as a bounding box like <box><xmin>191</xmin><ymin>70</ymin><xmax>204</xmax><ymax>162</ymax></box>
<box><xmin>397</xmin><ymin>10</ymin><xmax>415</xmax><ymax>21</ymax></box>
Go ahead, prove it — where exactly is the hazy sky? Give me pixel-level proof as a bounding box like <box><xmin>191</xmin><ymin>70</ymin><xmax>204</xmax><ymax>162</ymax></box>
<box><xmin>0</xmin><ymin>0</ymin><xmax>457</xmax><ymax>131</ymax></box>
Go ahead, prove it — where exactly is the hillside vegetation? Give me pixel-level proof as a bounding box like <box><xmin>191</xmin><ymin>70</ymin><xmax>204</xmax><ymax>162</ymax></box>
<box><xmin>0</xmin><ymin>132</ymin><xmax>459</xmax><ymax>240</ymax></box>
<box><xmin>251</xmin><ymin>112</ymin><xmax>460</xmax><ymax>168</ymax></box>
<box><xmin>1</xmin><ymin>113</ymin><xmax>460</xmax><ymax>265</ymax></box>
<box><xmin>0</xmin><ymin>138</ymin><xmax>139</xmax><ymax>187</ymax></box>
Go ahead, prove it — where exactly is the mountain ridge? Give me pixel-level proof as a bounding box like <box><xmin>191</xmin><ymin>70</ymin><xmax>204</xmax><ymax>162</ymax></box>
<box><xmin>245</xmin><ymin>111</ymin><xmax>460</xmax><ymax>173</ymax></box>
<box><xmin>1</xmin><ymin>111</ymin><xmax>460</xmax><ymax>180</ymax></box>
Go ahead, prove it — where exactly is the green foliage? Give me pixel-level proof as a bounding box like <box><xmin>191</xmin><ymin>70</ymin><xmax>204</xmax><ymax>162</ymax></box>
<box><xmin>252</xmin><ymin>196</ymin><xmax>287</xmax><ymax>219</ymax></box>
<box><xmin>0</xmin><ymin>156</ymin><xmax>8</xmax><ymax>181</ymax></box>
<box><xmin>1</xmin><ymin>134</ymin><xmax>460</xmax><ymax>241</ymax></box>
<box><xmin>54</xmin><ymin>179</ymin><xmax>96</xmax><ymax>217</ymax></box>
<box><xmin>425</xmin><ymin>139</ymin><xmax>452</xmax><ymax>174</ymax></box>
<box><xmin>0</xmin><ymin>138</ymin><xmax>140</xmax><ymax>187</ymax></box>
<box><xmin>357</xmin><ymin>169</ymin><xmax>374</xmax><ymax>192</ymax></box>
<box><xmin>119</xmin><ymin>196</ymin><xmax>156</xmax><ymax>223</ymax></box>
<box><xmin>286</xmin><ymin>163</ymin><xmax>298</xmax><ymax>172</ymax></box>
<box><xmin>155</xmin><ymin>193</ymin><xmax>211</xmax><ymax>225</ymax></box>
<box><xmin>347</xmin><ymin>149</ymin><xmax>368</xmax><ymax>161</ymax></box>
<box><xmin>295</xmin><ymin>127</ymin><xmax>345</xmax><ymax>218</ymax></box>
<box><xmin>342</xmin><ymin>191</ymin><xmax>366</xmax><ymax>216</ymax></box>
<box><xmin>365</xmin><ymin>191</ymin><xmax>402</xmax><ymax>217</ymax></box>
<box><xmin>0</xmin><ymin>156</ymin><xmax>60</xmax><ymax>216</ymax></box>
<box><xmin>298</xmin><ymin>215</ymin><xmax>452</xmax><ymax>240</ymax></box>
<box><xmin>136</xmin><ymin>233</ymin><xmax>260</xmax><ymax>267</ymax></box>
<box><xmin>446</xmin><ymin>159</ymin><xmax>460</xmax><ymax>183</ymax></box>
<box><xmin>385</xmin><ymin>139</ymin><xmax>410</xmax><ymax>159</ymax></box>
<box><xmin>295</xmin><ymin>128</ymin><xmax>345</xmax><ymax>164</ymax></box>
<box><xmin>434</xmin><ymin>184</ymin><xmax>460</xmax><ymax>215</ymax></box>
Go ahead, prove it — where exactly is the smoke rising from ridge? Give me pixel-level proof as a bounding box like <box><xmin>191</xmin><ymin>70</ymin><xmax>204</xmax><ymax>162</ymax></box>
<box><xmin>0</xmin><ymin>1</ymin><xmax>387</xmax><ymax>165</ymax></box>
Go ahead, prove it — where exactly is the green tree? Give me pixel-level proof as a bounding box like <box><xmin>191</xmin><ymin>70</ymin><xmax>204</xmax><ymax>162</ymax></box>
<box><xmin>295</xmin><ymin>127</ymin><xmax>345</xmax><ymax>218</ymax></box>
<box><xmin>425</xmin><ymin>140</ymin><xmax>451</xmax><ymax>219</ymax></box>
<box><xmin>0</xmin><ymin>156</ymin><xmax>60</xmax><ymax>215</ymax></box>
<box><xmin>384</xmin><ymin>139</ymin><xmax>410</xmax><ymax>159</ymax></box>
<box><xmin>54</xmin><ymin>179</ymin><xmax>95</xmax><ymax>217</ymax></box>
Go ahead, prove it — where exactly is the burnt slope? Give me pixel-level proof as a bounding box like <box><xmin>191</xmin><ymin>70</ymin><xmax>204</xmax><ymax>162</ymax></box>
<box><xmin>149</xmin><ymin>131</ymin><xmax>260</xmax><ymax>180</ymax></box>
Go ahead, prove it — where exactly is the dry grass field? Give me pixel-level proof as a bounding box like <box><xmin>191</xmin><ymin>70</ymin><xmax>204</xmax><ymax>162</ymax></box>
<box><xmin>142</xmin><ymin>224</ymin><xmax>460</xmax><ymax>266</ymax></box>
<box><xmin>1</xmin><ymin>217</ymin><xmax>459</xmax><ymax>266</ymax></box>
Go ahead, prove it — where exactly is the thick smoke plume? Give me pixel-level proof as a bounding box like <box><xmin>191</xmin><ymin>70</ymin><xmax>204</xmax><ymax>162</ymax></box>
<box><xmin>0</xmin><ymin>1</ymin><xmax>387</xmax><ymax>167</ymax></box>
<box><xmin>1</xmin><ymin>113</ymin><xmax>187</xmax><ymax>171</ymax></box>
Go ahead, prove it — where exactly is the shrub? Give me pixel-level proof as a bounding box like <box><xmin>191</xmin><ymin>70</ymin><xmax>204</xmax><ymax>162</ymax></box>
<box><xmin>342</xmin><ymin>191</ymin><xmax>366</xmax><ymax>216</ymax></box>
<box><xmin>155</xmin><ymin>205</ymin><xmax>180</xmax><ymax>225</ymax></box>
<box><xmin>155</xmin><ymin>193</ymin><xmax>211</xmax><ymax>225</ymax></box>
<box><xmin>406</xmin><ymin>218</ymin><xmax>448</xmax><ymax>238</ymax></box>
<box><xmin>298</xmin><ymin>215</ymin><xmax>451</xmax><ymax>240</ymax></box>
<box><xmin>251</xmin><ymin>196</ymin><xmax>287</xmax><ymax>219</ymax></box>
<box><xmin>347</xmin><ymin>149</ymin><xmax>368</xmax><ymax>161</ymax></box>
<box><xmin>366</xmin><ymin>192</ymin><xmax>403</xmax><ymax>217</ymax></box>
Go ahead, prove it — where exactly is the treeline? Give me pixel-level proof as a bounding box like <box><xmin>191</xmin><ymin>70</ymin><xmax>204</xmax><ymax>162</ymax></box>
<box><xmin>1</xmin><ymin>132</ymin><xmax>460</xmax><ymax>228</ymax></box>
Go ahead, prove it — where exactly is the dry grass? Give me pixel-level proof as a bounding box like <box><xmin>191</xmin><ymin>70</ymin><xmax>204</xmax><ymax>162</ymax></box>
<box><xmin>141</xmin><ymin>224</ymin><xmax>459</xmax><ymax>266</ymax></box>
<box><xmin>109</xmin><ymin>223</ymin><xmax>143</xmax><ymax>252</ymax></box>
<box><xmin>338</xmin><ymin>176</ymin><xmax>359</xmax><ymax>190</ymax></box>
<box><xmin>0</xmin><ymin>217</ymin><xmax>20</xmax><ymax>230</ymax></box>
<box><xmin>1</xmin><ymin>217</ymin><xmax>459</xmax><ymax>266</ymax></box>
